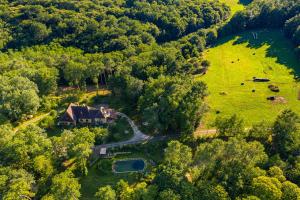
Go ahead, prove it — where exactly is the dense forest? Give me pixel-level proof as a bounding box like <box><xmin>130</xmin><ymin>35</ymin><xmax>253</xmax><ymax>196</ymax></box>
<box><xmin>0</xmin><ymin>0</ymin><xmax>299</xmax><ymax>199</ymax></box>
<box><xmin>0</xmin><ymin>0</ymin><xmax>231</xmax><ymax>133</ymax></box>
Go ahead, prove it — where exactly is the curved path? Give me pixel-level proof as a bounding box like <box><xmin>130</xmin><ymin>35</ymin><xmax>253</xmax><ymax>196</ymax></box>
<box><xmin>13</xmin><ymin>112</ymin><xmax>50</xmax><ymax>133</ymax></box>
<box><xmin>93</xmin><ymin>112</ymin><xmax>152</xmax><ymax>155</ymax></box>
<box><xmin>194</xmin><ymin>129</ymin><xmax>217</xmax><ymax>136</ymax></box>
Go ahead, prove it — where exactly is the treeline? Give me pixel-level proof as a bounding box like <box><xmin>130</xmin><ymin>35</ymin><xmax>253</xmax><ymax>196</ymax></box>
<box><xmin>96</xmin><ymin>110</ymin><xmax>300</xmax><ymax>200</ymax></box>
<box><xmin>221</xmin><ymin>0</ymin><xmax>300</xmax><ymax>57</ymax></box>
<box><xmin>125</xmin><ymin>0</ymin><xmax>230</xmax><ymax>42</ymax></box>
<box><xmin>285</xmin><ymin>14</ymin><xmax>300</xmax><ymax>56</ymax></box>
<box><xmin>0</xmin><ymin>0</ymin><xmax>230</xmax><ymax>52</ymax></box>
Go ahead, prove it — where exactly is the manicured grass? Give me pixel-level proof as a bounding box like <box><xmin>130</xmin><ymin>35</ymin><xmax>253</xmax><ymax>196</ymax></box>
<box><xmin>80</xmin><ymin>142</ymin><xmax>166</xmax><ymax>200</ymax></box>
<box><xmin>80</xmin><ymin>158</ymin><xmax>140</xmax><ymax>200</ymax></box>
<box><xmin>80</xmin><ymin>88</ymin><xmax>111</xmax><ymax>105</ymax></box>
<box><xmin>198</xmin><ymin>29</ymin><xmax>300</xmax><ymax>127</ymax></box>
<box><xmin>107</xmin><ymin>118</ymin><xmax>134</xmax><ymax>142</ymax></box>
<box><xmin>80</xmin><ymin>154</ymin><xmax>148</xmax><ymax>200</ymax></box>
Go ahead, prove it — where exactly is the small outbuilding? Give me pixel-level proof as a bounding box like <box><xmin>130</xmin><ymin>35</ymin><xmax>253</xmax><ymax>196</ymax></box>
<box><xmin>100</xmin><ymin>148</ymin><xmax>107</xmax><ymax>156</ymax></box>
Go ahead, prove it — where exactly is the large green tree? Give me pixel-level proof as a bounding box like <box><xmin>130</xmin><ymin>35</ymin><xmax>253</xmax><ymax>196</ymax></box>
<box><xmin>52</xmin><ymin>128</ymin><xmax>95</xmax><ymax>175</ymax></box>
<box><xmin>272</xmin><ymin>110</ymin><xmax>300</xmax><ymax>157</ymax></box>
<box><xmin>281</xmin><ymin>181</ymin><xmax>300</xmax><ymax>200</ymax></box>
<box><xmin>0</xmin><ymin>125</ymin><xmax>52</xmax><ymax>168</ymax></box>
<box><xmin>158</xmin><ymin>189</ymin><xmax>180</xmax><ymax>200</ymax></box>
<box><xmin>0</xmin><ymin>167</ymin><xmax>36</xmax><ymax>200</ymax></box>
<box><xmin>0</xmin><ymin>76</ymin><xmax>40</xmax><ymax>120</ymax></box>
<box><xmin>138</xmin><ymin>75</ymin><xmax>207</xmax><ymax>135</ymax></box>
<box><xmin>193</xmin><ymin>138</ymin><xmax>267</xmax><ymax>198</ymax></box>
<box><xmin>95</xmin><ymin>185</ymin><xmax>116</xmax><ymax>200</ymax></box>
<box><xmin>46</xmin><ymin>171</ymin><xmax>81</xmax><ymax>200</ymax></box>
<box><xmin>251</xmin><ymin>176</ymin><xmax>282</xmax><ymax>200</ymax></box>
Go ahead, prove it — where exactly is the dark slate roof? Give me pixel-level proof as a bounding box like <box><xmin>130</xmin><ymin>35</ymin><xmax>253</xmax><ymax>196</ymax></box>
<box><xmin>89</xmin><ymin>109</ymin><xmax>103</xmax><ymax>119</ymax></box>
<box><xmin>60</xmin><ymin>112</ymin><xmax>74</xmax><ymax>122</ymax></box>
<box><xmin>72</xmin><ymin>105</ymin><xmax>90</xmax><ymax>119</ymax></box>
<box><xmin>60</xmin><ymin>103</ymin><xmax>104</xmax><ymax>122</ymax></box>
<box><xmin>60</xmin><ymin>103</ymin><xmax>76</xmax><ymax>122</ymax></box>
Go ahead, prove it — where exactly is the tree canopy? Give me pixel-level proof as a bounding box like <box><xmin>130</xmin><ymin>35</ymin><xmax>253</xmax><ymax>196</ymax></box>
<box><xmin>0</xmin><ymin>0</ymin><xmax>299</xmax><ymax>199</ymax></box>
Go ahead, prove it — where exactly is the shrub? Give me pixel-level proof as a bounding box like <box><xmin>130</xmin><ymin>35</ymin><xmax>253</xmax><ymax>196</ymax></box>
<box><xmin>60</xmin><ymin>94</ymin><xmax>80</xmax><ymax>106</ymax></box>
<box><xmin>49</xmin><ymin>110</ymin><xmax>57</xmax><ymax>117</ymax></box>
<box><xmin>90</xmin><ymin>127</ymin><xmax>109</xmax><ymax>145</ymax></box>
<box><xmin>39</xmin><ymin>115</ymin><xmax>55</xmax><ymax>129</ymax></box>
<box><xmin>97</xmin><ymin>160</ymin><xmax>112</xmax><ymax>175</ymax></box>
<box><xmin>201</xmin><ymin>60</ymin><xmax>211</xmax><ymax>68</ymax></box>
<box><xmin>268</xmin><ymin>85</ymin><xmax>280</xmax><ymax>92</ymax></box>
<box><xmin>41</xmin><ymin>97</ymin><xmax>58</xmax><ymax>112</ymax></box>
<box><xmin>0</xmin><ymin>113</ymin><xmax>9</xmax><ymax>124</ymax></box>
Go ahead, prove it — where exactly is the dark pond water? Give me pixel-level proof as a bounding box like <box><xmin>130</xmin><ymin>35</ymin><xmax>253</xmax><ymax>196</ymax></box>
<box><xmin>113</xmin><ymin>159</ymin><xmax>145</xmax><ymax>173</ymax></box>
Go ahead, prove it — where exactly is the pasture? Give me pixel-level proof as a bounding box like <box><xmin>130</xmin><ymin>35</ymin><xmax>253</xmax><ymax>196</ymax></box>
<box><xmin>219</xmin><ymin>0</ymin><xmax>245</xmax><ymax>15</ymax></box>
<box><xmin>198</xmin><ymin>29</ymin><xmax>300</xmax><ymax>127</ymax></box>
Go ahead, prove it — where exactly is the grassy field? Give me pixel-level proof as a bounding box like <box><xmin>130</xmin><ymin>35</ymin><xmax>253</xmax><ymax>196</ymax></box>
<box><xmin>198</xmin><ymin>29</ymin><xmax>300</xmax><ymax>127</ymax></box>
<box><xmin>219</xmin><ymin>0</ymin><xmax>245</xmax><ymax>15</ymax></box>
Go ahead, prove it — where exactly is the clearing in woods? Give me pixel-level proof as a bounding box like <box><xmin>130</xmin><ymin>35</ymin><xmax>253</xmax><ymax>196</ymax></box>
<box><xmin>218</xmin><ymin>0</ymin><xmax>245</xmax><ymax>15</ymax></box>
<box><xmin>197</xmin><ymin>29</ymin><xmax>300</xmax><ymax>128</ymax></box>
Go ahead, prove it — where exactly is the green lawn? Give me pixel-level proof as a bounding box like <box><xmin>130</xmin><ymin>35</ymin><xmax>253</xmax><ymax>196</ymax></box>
<box><xmin>219</xmin><ymin>0</ymin><xmax>245</xmax><ymax>15</ymax></box>
<box><xmin>107</xmin><ymin>118</ymin><xmax>134</xmax><ymax>142</ymax></box>
<box><xmin>198</xmin><ymin>29</ymin><xmax>300</xmax><ymax>127</ymax></box>
<box><xmin>80</xmin><ymin>158</ymin><xmax>140</xmax><ymax>200</ymax></box>
<box><xmin>80</xmin><ymin>142</ymin><xmax>166</xmax><ymax>200</ymax></box>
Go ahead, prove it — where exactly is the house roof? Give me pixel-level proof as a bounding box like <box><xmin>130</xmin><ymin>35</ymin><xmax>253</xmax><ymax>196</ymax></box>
<box><xmin>60</xmin><ymin>103</ymin><xmax>76</xmax><ymax>122</ymax></box>
<box><xmin>59</xmin><ymin>103</ymin><xmax>120</xmax><ymax>124</ymax></box>
<box><xmin>60</xmin><ymin>112</ymin><xmax>74</xmax><ymax>122</ymax></box>
<box><xmin>60</xmin><ymin>103</ymin><xmax>105</xmax><ymax>122</ymax></box>
<box><xmin>89</xmin><ymin>109</ymin><xmax>103</xmax><ymax>119</ymax></box>
<box><xmin>72</xmin><ymin>105</ymin><xmax>91</xmax><ymax>119</ymax></box>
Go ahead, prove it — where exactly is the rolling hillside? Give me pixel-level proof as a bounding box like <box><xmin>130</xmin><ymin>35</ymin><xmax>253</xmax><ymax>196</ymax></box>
<box><xmin>199</xmin><ymin>29</ymin><xmax>300</xmax><ymax>127</ymax></box>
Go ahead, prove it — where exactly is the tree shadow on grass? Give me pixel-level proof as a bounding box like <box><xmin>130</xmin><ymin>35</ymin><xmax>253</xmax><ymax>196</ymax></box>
<box><xmin>215</xmin><ymin>29</ymin><xmax>300</xmax><ymax>75</ymax></box>
<box><xmin>239</xmin><ymin>0</ymin><xmax>253</xmax><ymax>5</ymax></box>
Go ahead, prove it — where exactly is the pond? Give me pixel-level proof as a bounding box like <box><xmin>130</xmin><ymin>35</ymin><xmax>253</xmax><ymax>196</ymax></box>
<box><xmin>113</xmin><ymin>159</ymin><xmax>146</xmax><ymax>173</ymax></box>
